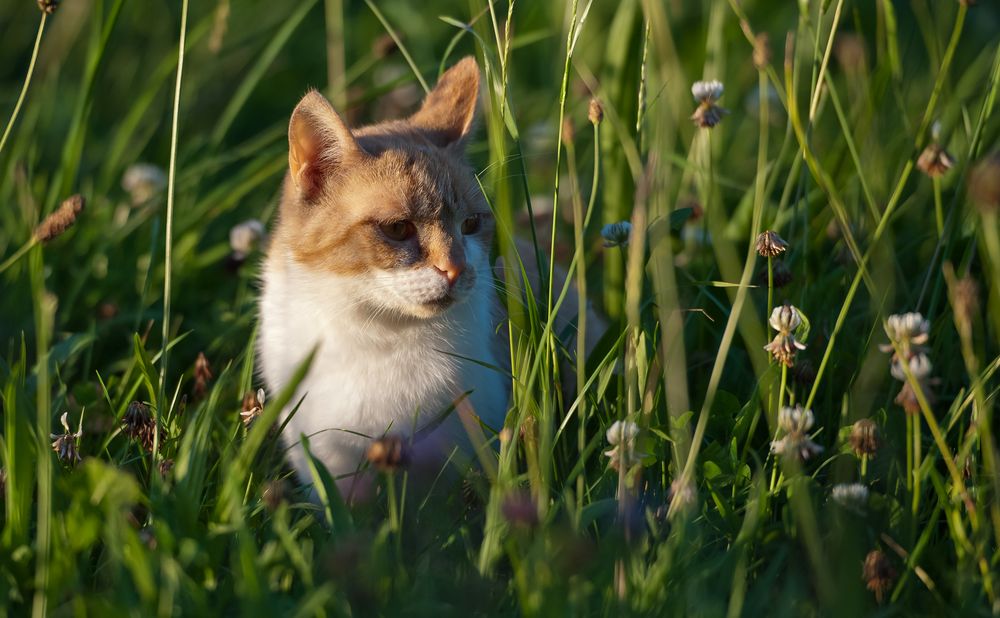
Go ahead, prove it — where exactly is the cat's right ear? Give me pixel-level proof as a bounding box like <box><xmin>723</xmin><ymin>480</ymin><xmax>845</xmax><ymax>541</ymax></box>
<box><xmin>288</xmin><ymin>90</ymin><xmax>365</xmax><ymax>201</ymax></box>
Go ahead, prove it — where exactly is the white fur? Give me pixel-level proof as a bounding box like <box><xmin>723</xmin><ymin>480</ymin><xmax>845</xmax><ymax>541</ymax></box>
<box><xmin>258</xmin><ymin>237</ymin><xmax>507</xmax><ymax>486</ymax></box>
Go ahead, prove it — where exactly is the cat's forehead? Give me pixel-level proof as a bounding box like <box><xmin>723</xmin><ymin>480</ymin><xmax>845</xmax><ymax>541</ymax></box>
<box><xmin>356</xmin><ymin>143</ymin><xmax>469</xmax><ymax>219</ymax></box>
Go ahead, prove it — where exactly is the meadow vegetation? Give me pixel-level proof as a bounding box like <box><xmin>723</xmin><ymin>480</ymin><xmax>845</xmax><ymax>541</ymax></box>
<box><xmin>1</xmin><ymin>0</ymin><xmax>999</xmax><ymax>615</ymax></box>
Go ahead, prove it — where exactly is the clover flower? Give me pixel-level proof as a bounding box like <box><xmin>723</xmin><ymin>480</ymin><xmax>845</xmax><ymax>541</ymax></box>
<box><xmin>764</xmin><ymin>304</ymin><xmax>807</xmax><ymax>367</ymax></box>
<box><xmin>882</xmin><ymin>312</ymin><xmax>935</xmax><ymax>415</ymax></box>
<box><xmin>690</xmin><ymin>80</ymin><xmax>727</xmax><ymax>128</ymax></box>
<box><xmin>849</xmin><ymin>418</ymin><xmax>880</xmax><ymax>458</ymax></box>
<box><xmin>832</xmin><ymin>483</ymin><xmax>869</xmax><ymax>512</ymax></box>
<box><xmin>240</xmin><ymin>388</ymin><xmax>266</xmax><ymax>428</ymax></box>
<box><xmin>122</xmin><ymin>401</ymin><xmax>158</xmax><ymax>452</ymax></box>
<box><xmin>229</xmin><ymin>219</ymin><xmax>267</xmax><ymax>259</ymax></box>
<box><xmin>601</xmin><ymin>221</ymin><xmax>632</xmax><ymax>248</ymax></box>
<box><xmin>917</xmin><ymin>144</ymin><xmax>955</xmax><ymax>178</ymax></box>
<box><xmin>51</xmin><ymin>412</ymin><xmax>83</xmax><ymax>465</ymax></box>
<box><xmin>755</xmin><ymin>230</ymin><xmax>789</xmax><ymax>257</ymax></box>
<box><xmin>863</xmin><ymin>550</ymin><xmax>896</xmax><ymax>605</ymax></box>
<box><xmin>668</xmin><ymin>477</ymin><xmax>697</xmax><ymax>515</ymax></box>
<box><xmin>604</xmin><ymin>420</ymin><xmax>640</xmax><ymax>471</ymax></box>
<box><xmin>770</xmin><ymin>405</ymin><xmax>823</xmax><ymax>461</ymax></box>
<box><xmin>366</xmin><ymin>435</ymin><xmax>411</xmax><ymax>472</ymax></box>
<box><xmin>122</xmin><ymin>163</ymin><xmax>167</xmax><ymax>205</ymax></box>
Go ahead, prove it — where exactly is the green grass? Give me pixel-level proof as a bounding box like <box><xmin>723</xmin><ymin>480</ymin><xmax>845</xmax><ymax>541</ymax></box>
<box><xmin>1</xmin><ymin>0</ymin><xmax>999</xmax><ymax>615</ymax></box>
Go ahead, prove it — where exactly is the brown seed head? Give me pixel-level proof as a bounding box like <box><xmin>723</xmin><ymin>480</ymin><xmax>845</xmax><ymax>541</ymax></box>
<box><xmin>240</xmin><ymin>389</ymin><xmax>265</xmax><ymax>427</ymax></box>
<box><xmin>916</xmin><ymin>143</ymin><xmax>955</xmax><ymax>178</ymax></box>
<box><xmin>122</xmin><ymin>401</ymin><xmax>158</xmax><ymax>452</ymax></box>
<box><xmin>192</xmin><ymin>352</ymin><xmax>213</xmax><ymax>400</ymax></box>
<box><xmin>968</xmin><ymin>151</ymin><xmax>1000</xmax><ymax>213</ymax></box>
<box><xmin>158</xmin><ymin>458</ymin><xmax>174</xmax><ymax>478</ymax></box>
<box><xmin>588</xmin><ymin>98</ymin><xmax>604</xmax><ymax>125</ymax></box>
<box><xmin>849</xmin><ymin>418</ymin><xmax>880</xmax><ymax>458</ymax></box>
<box><xmin>366</xmin><ymin>435</ymin><xmax>410</xmax><ymax>472</ymax></box>
<box><xmin>263</xmin><ymin>479</ymin><xmax>289</xmax><ymax>511</ymax></box>
<box><xmin>33</xmin><ymin>194</ymin><xmax>84</xmax><ymax>243</ymax></box>
<box><xmin>753</xmin><ymin>33</ymin><xmax>771</xmax><ymax>70</ymax></box>
<box><xmin>755</xmin><ymin>230</ymin><xmax>789</xmax><ymax>257</ymax></box>
<box><xmin>372</xmin><ymin>34</ymin><xmax>398</xmax><ymax>59</ymax></box>
<box><xmin>950</xmin><ymin>275</ymin><xmax>979</xmax><ymax>338</ymax></box>
<box><xmin>37</xmin><ymin>0</ymin><xmax>59</xmax><ymax>13</ymax></box>
<box><xmin>863</xmin><ymin>550</ymin><xmax>896</xmax><ymax>604</ymax></box>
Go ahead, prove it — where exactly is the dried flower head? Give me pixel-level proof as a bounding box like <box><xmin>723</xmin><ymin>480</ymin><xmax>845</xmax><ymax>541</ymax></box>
<box><xmin>158</xmin><ymin>458</ymin><xmax>174</xmax><ymax>478</ymax></box>
<box><xmin>366</xmin><ymin>435</ymin><xmax>410</xmax><ymax>472</ymax></box>
<box><xmin>849</xmin><ymin>418</ymin><xmax>880</xmax><ymax>458</ymax></box>
<box><xmin>372</xmin><ymin>34</ymin><xmax>398</xmax><ymax>59</ymax></box>
<box><xmin>916</xmin><ymin>143</ymin><xmax>955</xmax><ymax>178</ymax></box>
<box><xmin>192</xmin><ymin>352</ymin><xmax>213</xmax><ymax>400</ymax></box>
<box><xmin>122</xmin><ymin>401</ymin><xmax>158</xmax><ymax>452</ymax></box>
<box><xmin>33</xmin><ymin>195</ymin><xmax>85</xmax><ymax>243</ymax></box>
<box><xmin>863</xmin><ymin>550</ymin><xmax>896</xmax><ymax>604</ymax></box>
<box><xmin>690</xmin><ymin>80</ymin><xmax>728</xmax><ymax>128</ymax></box>
<box><xmin>51</xmin><ymin>412</ymin><xmax>83</xmax><ymax>465</ymax></box>
<box><xmin>601</xmin><ymin>221</ymin><xmax>632</xmax><ymax>248</ymax></box>
<box><xmin>604</xmin><ymin>420</ymin><xmax>641</xmax><ymax>471</ymax></box>
<box><xmin>764</xmin><ymin>304</ymin><xmax>807</xmax><ymax>367</ymax></box>
<box><xmin>771</xmin><ymin>405</ymin><xmax>823</xmax><ymax>461</ymax></box>
<box><xmin>122</xmin><ymin>163</ymin><xmax>167</xmax><ymax>205</ymax></box>
<box><xmin>950</xmin><ymin>275</ymin><xmax>979</xmax><ymax>338</ymax></box>
<box><xmin>831</xmin><ymin>483</ymin><xmax>869</xmax><ymax>512</ymax></box>
<box><xmin>753</xmin><ymin>33</ymin><xmax>771</xmax><ymax>70</ymax></box>
<box><xmin>37</xmin><ymin>0</ymin><xmax>59</xmax><ymax>13</ymax></box>
<box><xmin>501</xmin><ymin>491</ymin><xmax>539</xmax><ymax>528</ymax></box>
<box><xmin>968</xmin><ymin>151</ymin><xmax>1000</xmax><ymax>213</ymax></box>
<box><xmin>755</xmin><ymin>230</ymin><xmax>789</xmax><ymax>257</ymax></box>
<box><xmin>588</xmin><ymin>98</ymin><xmax>604</xmax><ymax>125</ymax></box>
<box><xmin>895</xmin><ymin>379</ymin><xmax>935</xmax><ymax>416</ymax></box>
<box><xmin>229</xmin><ymin>219</ymin><xmax>266</xmax><ymax>259</ymax></box>
<box><xmin>240</xmin><ymin>388</ymin><xmax>266</xmax><ymax>427</ymax></box>
<box><xmin>263</xmin><ymin>479</ymin><xmax>289</xmax><ymax>511</ymax></box>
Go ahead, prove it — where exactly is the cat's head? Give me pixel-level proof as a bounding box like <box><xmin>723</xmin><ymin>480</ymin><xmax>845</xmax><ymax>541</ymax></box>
<box><xmin>276</xmin><ymin>57</ymin><xmax>491</xmax><ymax>320</ymax></box>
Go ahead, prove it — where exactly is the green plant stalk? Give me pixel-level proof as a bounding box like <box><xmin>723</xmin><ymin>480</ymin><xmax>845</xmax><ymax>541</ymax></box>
<box><xmin>913</xmin><ymin>410</ymin><xmax>921</xmax><ymax>516</ymax></box>
<box><xmin>364</xmin><ymin>0</ymin><xmax>429</xmax><ymax>93</ymax></box>
<box><xmin>933</xmin><ymin>177</ymin><xmax>944</xmax><ymax>240</ymax></box>
<box><xmin>324</xmin><ymin>0</ymin><xmax>346</xmax><ymax>108</ymax></box>
<box><xmin>160</xmin><ymin>0</ymin><xmax>190</xmax><ymax>420</ymax></box>
<box><xmin>30</xmin><ymin>247</ymin><xmax>54</xmax><ymax>618</ymax></box>
<box><xmin>906</xmin><ymin>412</ymin><xmax>913</xmax><ymax>492</ymax></box>
<box><xmin>806</xmin><ymin>0</ymin><xmax>844</xmax><ymax>122</ymax></box>
<box><xmin>0</xmin><ymin>237</ymin><xmax>38</xmax><ymax>275</ymax></box>
<box><xmin>0</xmin><ymin>13</ymin><xmax>47</xmax><ymax>156</ymax></box>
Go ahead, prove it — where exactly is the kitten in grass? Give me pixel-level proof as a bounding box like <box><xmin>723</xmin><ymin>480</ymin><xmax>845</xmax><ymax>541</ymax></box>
<box><xmin>260</xmin><ymin>57</ymin><xmax>506</xmax><ymax>493</ymax></box>
<box><xmin>260</xmin><ymin>57</ymin><xmax>600</xmax><ymax>496</ymax></box>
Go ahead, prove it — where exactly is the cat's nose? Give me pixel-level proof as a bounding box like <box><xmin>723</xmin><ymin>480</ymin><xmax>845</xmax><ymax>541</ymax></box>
<box><xmin>433</xmin><ymin>261</ymin><xmax>464</xmax><ymax>286</ymax></box>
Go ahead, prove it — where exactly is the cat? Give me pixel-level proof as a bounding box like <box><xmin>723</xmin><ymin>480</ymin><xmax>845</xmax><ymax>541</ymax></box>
<box><xmin>258</xmin><ymin>57</ymin><xmax>509</xmax><ymax>493</ymax></box>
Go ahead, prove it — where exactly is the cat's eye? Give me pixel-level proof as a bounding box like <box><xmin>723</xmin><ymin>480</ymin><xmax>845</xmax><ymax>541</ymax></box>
<box><xmin>379</xmin><ymin>220</ymin><xmax>417</xmax><ymax>242</ymax></box>
<box><xmin>461</xmin><ymin>214</ymin><xmax>483</xmax><ymax>235</ymax></box>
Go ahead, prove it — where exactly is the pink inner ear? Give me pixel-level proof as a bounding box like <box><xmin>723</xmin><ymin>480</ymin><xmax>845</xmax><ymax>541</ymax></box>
<box><xmin>291</xmin><ymin>115</ymin><xmax>333</xmax><ymax>201</ymax></box>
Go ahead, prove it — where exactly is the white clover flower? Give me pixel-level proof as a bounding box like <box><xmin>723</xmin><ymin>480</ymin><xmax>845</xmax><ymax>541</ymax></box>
<box><xmin>770</xmin><ymin>405</ymin><xmax>823</xmax><ymax>461</ymax></box>
<box><xmin>880</xmin><ymin>312</ymin><xmax>929</xmax><ymax>352</ymax></box>
<box><xmin>229</xmin><ymin>219</ymin><xmax>267</xmax><ymax>258</ymax></box>
<box><xmin>691</xmin><ymin>80</ymin><xmax>724</xmax><ymax>103</ymax></box>
<box><xmin>604</xmin><ymin>419</ymin><xmax>640</xmax><ymax>471</ymax></box>
<box><xmin>831</xmin><ymin>483</ymin><xmax>869</xmax><ymax>512</ymax></box>
<box><xmin>769</xmin><ymin>304</ymin><xmax>802</xmax><ymax>335</ymax></box>
<box><xmin>240</xmin><ymin>388</ymin><xmax>266</xmax><ymax>427</ymax></box>
<box><xmin>691</xmin><ymin>80</ymin><xmax>727</xmax><ymax>128</ymax></box>
<box><xmin>764</xmin><ymin>304</ymin><xmax>807</xmax><ymax>367</ymax></box>
<box><xmin>50</xmin><ymin>411</ymin><xmax>83</xmax><ymax>465</ymax></box>
<box><xmin>890</xmin><ymin>352</ymin><xmax>933</xmax><ymax>382</ymax></box>
<box><xmin>121</xmin><ymin>163</ymin><xmax>167</xmax><ymax>205</ymax></box>
<box><xmin>668</xmin><ymin>477</ymin><xmax>697</xmax><ymax>516</ymax></box>
<box><xmin>601</xmin><ymin>221</ymin><xmax>632</xmax><ymax>248</ymax></box>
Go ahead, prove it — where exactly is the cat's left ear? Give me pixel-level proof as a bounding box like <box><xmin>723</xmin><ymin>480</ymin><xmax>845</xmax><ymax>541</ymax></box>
<box><xmin>409</xmin><ymin>56</ymin><xmax>479</xmax><ymax>149</ymax></box>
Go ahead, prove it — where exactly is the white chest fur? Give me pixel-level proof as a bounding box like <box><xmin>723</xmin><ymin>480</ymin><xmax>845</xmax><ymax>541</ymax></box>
<box><xmin>258</xmin><ymin>249</ymin><xmax>507</xmax><ymax>484</ymax></box>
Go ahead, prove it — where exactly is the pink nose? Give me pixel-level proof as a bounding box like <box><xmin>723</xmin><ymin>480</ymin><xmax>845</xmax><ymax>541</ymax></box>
<box><xmin>434</xmin><ymin>261</ymin><xmax>464</xmax><ymax>286</ymax></box>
